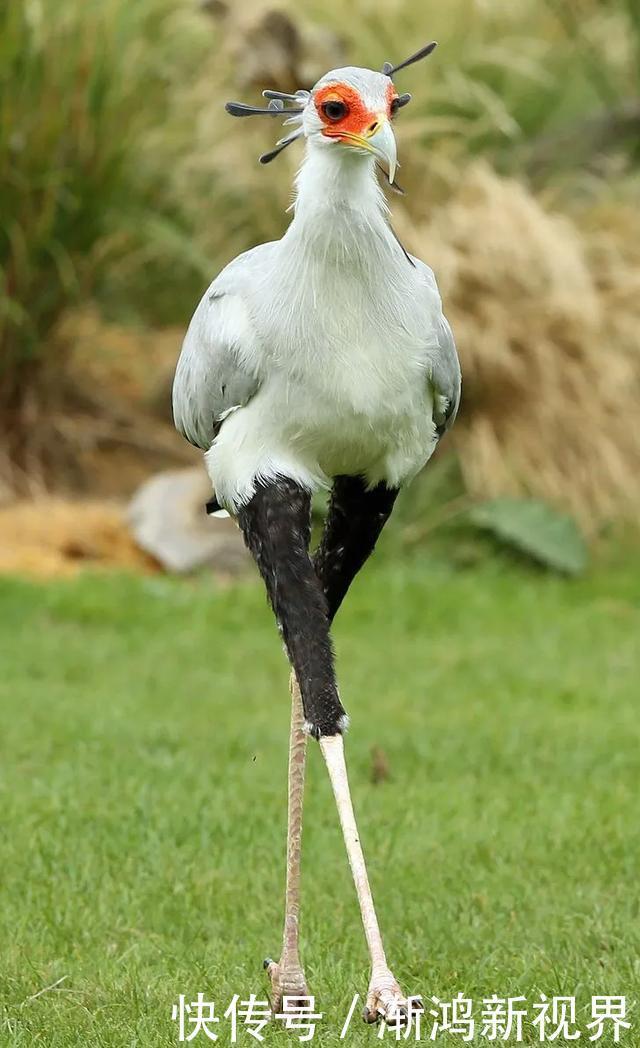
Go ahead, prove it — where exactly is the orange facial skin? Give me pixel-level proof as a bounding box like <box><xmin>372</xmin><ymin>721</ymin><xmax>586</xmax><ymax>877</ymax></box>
<box><xmin>314</xmin><ymin>82</ymin><xmax>399</xmax><ymax>140</ymax></box>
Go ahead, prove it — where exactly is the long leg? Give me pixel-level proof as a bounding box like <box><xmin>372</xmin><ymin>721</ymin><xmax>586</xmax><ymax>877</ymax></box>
<box><xmin>320</xmin><ymin>735</ymin><xmax>410</xmax><ymax>1023</ymax></box>
<box><xmin>314</xmin><ymin>476</ymin><xmax>410</xmax><ymax>1021</ymax></box>
<box><xmin>313</xmin><ymin>476</ymin><xmax>398</xmax><ymax>622</ymax></box>
<box><xmin>237</xmin><ymin>476</ymin><xmax>346</xmax><ymax>739</ymax></box>
<box><xmin>264</xmin><ymin>672</ymin><xmax>309</xmax><ymax>1010</ymax></box>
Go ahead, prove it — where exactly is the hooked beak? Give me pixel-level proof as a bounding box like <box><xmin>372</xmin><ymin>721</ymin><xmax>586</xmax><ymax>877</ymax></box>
<box><xmin>330</xmin><ymin>116</ymin><xmax>398</xmax><ymax>184</ymax></box>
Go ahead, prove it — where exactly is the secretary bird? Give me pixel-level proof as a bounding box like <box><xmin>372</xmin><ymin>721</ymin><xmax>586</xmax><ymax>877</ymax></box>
<box><xmin>172</xmin><ymin>42</ymin><xmax>461</xmax><ymax>1025</ymax></box>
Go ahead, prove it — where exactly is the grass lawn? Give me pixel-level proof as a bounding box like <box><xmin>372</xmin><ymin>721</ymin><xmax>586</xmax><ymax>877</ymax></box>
<box><xmin>1</xmin><ymin>545</ymin><xmax>639</xmax><ymax>1046</ymax></box>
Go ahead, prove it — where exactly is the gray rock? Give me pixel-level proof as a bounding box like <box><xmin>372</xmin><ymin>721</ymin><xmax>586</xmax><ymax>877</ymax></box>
<box><xmin>127</xmin><ymin>468</ymin><xmax>248</xmax><ymax>574</ymax></box>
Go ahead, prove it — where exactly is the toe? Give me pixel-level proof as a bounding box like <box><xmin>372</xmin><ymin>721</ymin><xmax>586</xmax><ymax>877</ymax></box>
<box><xmin>364</xmin><ymin>971</ymin><xmax>418</xmax><ymax>1027</ymax></box>
<box><xmin>389</xmin><ymin>1002</ymin><xmax>409</xmax><ymax>1026</ymax></box>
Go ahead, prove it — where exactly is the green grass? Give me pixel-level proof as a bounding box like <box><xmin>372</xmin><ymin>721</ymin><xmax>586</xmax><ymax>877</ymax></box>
<box><xmin>1</xmin><ymin>549</ymin><xmax>639</xmax><ymax>1046</ymax></box>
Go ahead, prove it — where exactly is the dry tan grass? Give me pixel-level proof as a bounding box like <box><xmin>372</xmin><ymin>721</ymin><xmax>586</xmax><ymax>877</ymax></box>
<box><xmin>0</xmin><ymin>500</ymin><xmax>158</xmax><ymax>578</ymax></box>
<box><xmin>61</xmin><ymin>309</ymin><xmax>184</xmax><ymax>407</ymax></box>
<box><xmin>393</xmin><ymin>164</ymin><xmax>640</xmax><ymax>531</ymax></box>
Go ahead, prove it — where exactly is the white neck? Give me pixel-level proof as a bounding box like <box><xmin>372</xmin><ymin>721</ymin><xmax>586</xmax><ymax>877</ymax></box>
<box><xmin>283</xmin><ymin>142</ymin><xmax>395</xmax><ymax>262</ymax></box>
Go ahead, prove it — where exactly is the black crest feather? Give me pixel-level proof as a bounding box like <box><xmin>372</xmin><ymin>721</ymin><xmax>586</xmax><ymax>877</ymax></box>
<box><xmin>382</xmin><ymin>41</ymin><xmax>437</xmax><ymax>78</ymax></box>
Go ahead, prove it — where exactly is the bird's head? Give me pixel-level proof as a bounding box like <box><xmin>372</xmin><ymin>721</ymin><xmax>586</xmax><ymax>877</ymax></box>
<box><xmin>301</xmin><ymin>67</ymin><xmax>401</xmax><ymax>184</ymax></box>
<box><xmin>225</xmin><ymin>42</ymin><xmax>437</xmax><ymax>190</ymax></box>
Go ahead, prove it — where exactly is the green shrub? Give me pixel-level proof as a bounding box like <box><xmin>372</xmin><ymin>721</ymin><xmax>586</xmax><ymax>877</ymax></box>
<box><xmin>0</xmin><ymin>0</ymin><xmax>207</xmax><ymax>449</ymax></box>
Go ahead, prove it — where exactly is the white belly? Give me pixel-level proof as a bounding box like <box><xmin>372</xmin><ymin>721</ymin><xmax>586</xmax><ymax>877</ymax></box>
<box><xmin>206</xmin><ymin>342</ymin><xmax>437</xmax><ymax>512</ymax></box>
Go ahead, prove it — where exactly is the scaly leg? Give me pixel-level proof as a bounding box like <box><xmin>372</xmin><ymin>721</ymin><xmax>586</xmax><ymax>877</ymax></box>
<box><xmin>264</xmin><ymin>671</ymin><xmax>310</xmax><ymax>1010</ymax></box>
<box><xmin>320</xmin><ymin>734</ymin><xmax>414</xmax><ymax>1024</ymax></box>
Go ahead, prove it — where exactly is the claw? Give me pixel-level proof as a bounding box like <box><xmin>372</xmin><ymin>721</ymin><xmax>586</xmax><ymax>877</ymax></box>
<box><xmin>389</xmin><ymin>1003</ymin><xmax>409</xmax><ymax>1026</ymax></box>
<box><xmin>363</xmin><ymin>969</ymin><xmax>416</xmax><ymax>1026</ymax></box>
<box><xmin>262</xmin><ymin>954</ymin><xmax>310</xmax><ymax>1018</ymax></box>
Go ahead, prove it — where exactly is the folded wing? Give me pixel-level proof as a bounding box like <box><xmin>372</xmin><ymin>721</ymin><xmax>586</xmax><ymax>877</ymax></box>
<box><xmin>412</xmin><ymin>256</ymin><xmax>461</xmax><ymax>437</ymax></box>
<box><xmin>172</xmin><ymin>249</ymin><xmax>267</xmax><ymax>451</ymax></box>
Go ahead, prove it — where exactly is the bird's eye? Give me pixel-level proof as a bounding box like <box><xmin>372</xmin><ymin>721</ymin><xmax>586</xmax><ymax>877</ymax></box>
<box><xmin>321</xmin><ymin>99</ymin><xmax>348</xmax><ymax>122</ymax></box>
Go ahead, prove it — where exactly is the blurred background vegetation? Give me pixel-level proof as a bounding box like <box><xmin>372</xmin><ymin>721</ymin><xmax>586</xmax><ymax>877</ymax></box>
<box><xmin>1</xmin><ymin>0</ymin><xmax>639</xmax><ymax>573</ymax></box>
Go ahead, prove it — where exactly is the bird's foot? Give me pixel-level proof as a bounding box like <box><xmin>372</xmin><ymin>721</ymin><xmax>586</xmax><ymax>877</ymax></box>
<box><xmin>363</xmin><ymin>968</ymin><xmax>421</xmax><ymax>1025</ymax></box>
<box><xmin>263</xmin><ymin>956</ymin><xmax>310</xmax><ymax>1016</ymax></box>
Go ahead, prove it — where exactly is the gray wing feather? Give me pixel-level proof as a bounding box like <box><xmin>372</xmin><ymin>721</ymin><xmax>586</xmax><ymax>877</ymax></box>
<box><xmin>412</xmin><ymin>257</ymin><xmax>461</xmax><ymax>436</ymax></box>
<box><xmin>172</xmin><ymin>252</ymin><xmax>264</xmax><ymax>451</ymax></box>
<box><xmin>430</xmin><ymin>313</ymin><xmax>461</xmax><ymax>436</ymax></box>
